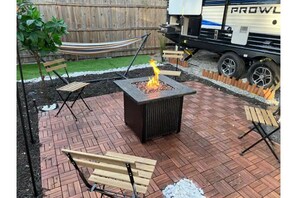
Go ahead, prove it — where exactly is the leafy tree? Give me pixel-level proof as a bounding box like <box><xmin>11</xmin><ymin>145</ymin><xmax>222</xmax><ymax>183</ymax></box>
<box><xmin>17</xmin><ymin>0</ymin><xmax>68</xmax><ymax>81</ymax></box>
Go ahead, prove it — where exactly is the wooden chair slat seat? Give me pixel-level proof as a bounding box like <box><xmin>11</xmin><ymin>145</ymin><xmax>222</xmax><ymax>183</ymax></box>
<box><xmin>163</xmin><ymin>50</ymin><xmax>184</xmax><ymax>55</ymax></box>
<box><xmin>74</xmin><ymin>159</ymin><xmax>140</xmax><ymax>176</ymax></box>
<box><xmin>162</xmin><ymin>54</ymin><xmax>184</xmax><ymax>59</ymax></box>
<box><xmin>92</xmin><ymin>169</ymin><xmax>150</xmax><ymax>186</ymax></box>
<box><xmin>260</xmin><ymin>108</ymin><xmax>272</xmax><ymax>126</ymax></box>
<box><xmin>162</xmin><ymin>50</ymin><xmax>184</xmax><ymax>59</ymax></box>
<box><xmin>244</xmin><ymin>106</ymin><xmax>253</xmax><ymax>121</ymax></box>
<box><xmin>161</xmin><ymin>50</ymin><xmax>184</xmax><ymax>77</ymax></box>
<box><xmin>43</xmin><ymin>58</ymin><xmax>66</xmax><ymax>67</ymax></box>
<box><xmin>267</xmin><ymin>110</ymin><xmax>279</xmax><ymax>127</ymax></box>
<box><xmin>159</xmin><ymin>70</ymin><xmax>181</xmax><ymax>76</ymax></box>
<box><xmin>88</xmin><ymin>175</ymin><xmax>148</xmax><ymax>194</ymax></box>
<box><xmin>244</xmin><ymin>106</ymin><xmax>279</xmax><ymax>127</ymax></box>
<box><xmin>249</xmin><ymin>107</ymin><xmax>259</xmax><ymax>123</ymax></box>
<box><xmin>105</xmin><ymin>151</ymin><xmax>157</xmax><ymax>166</ymax></box>
<box><xmin>43</xmin><ymin>59</ymin><xmax>91</xmax><ymax>120</ymax></box>
<box><xmin>62</xmin><ymin>149</ymin><xmax>156</xmax><ymax>197</ymax></box>
<box><xmin>255</xmin><ymin>108</ymin><xmax>265</xmax><ymax>124</ymax></box>
<box><xmin>56</xmin><ymin>82</ymin><xmax>89</xmax><ymax>92</ymax></box>
<box><xmin>240</xmin><ymin>105</ymin><xmax>280</xmax><ymax>162</ymax></box>
<box><xmin>44</xmin><ymin>63</ymin><xmax>67</xmax><ymax>72</ymax></box>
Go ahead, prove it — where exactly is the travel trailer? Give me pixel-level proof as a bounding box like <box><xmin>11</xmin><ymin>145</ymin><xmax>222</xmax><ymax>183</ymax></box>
<box><xmin>160</xmin><ymin>0</ymin><xmax>280</xmax><ymax>87</ymax></box>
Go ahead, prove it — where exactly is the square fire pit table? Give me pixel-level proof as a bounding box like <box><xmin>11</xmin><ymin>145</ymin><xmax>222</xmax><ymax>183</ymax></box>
<box><xmin>114</xmin><ymin>75</ymin><xmax>196</xmax><ymax>143</ymax></box>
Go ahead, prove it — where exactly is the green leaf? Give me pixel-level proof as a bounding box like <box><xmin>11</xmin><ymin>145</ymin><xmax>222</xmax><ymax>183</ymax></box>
<box><xmin>17</xmin><ymin>32</ymin><xmax>24</xmax><ymax>42</ymax></box>
<box><xmin>38</xmin><ymin>39</ymin><xmax>45</xmax><ymax>47</ymax></box>
<box><xmin>26</xmin><ymin>19</ymin><xmax>35</xmax><ymax>26</ymax></box>
<box><xmin>36</xmin><ymin>31</ymin><xmax>46</xmax><ymax>39</ymax></box>
<box><xmin>45</xmin><ymin>21</ymin><xmax>56</xmax><ymax>29</ymax></box>
<box><xmin>35</xmin><ymin>20</ymin><xmax>43</xmax><ymax>27</ymax></box>
<box><xmin>29</xmin><ymin>32</ymin><xmax>38</xmax><ymax>44</ymax></box>
<box><xmin>32</xmin><ymin>8</ymin><xmax>40</xmax><ymax>19</ymax></box>
<box><xmin>17</xmin><ymin>2</ymin><xmax>68</xmax><ymax>65</ymax></box>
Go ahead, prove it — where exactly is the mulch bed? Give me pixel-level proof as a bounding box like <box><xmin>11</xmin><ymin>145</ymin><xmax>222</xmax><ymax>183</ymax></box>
<box><xmin>17</xmin><ymin>64</ymin><xmax>268</xmax><ymax>197</ymax></box>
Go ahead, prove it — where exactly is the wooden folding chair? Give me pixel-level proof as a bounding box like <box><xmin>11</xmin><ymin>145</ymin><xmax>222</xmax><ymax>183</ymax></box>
<box><xmin>62</xmin><ymin>149</ymin><xmax>157</xmax><ymax>198</ymax></box>
<box><xmin>43</xmin><ymin>59</ymin><xmax>92</xmax><ymax>120</ymax></box>
<box><xmin>163</xmin><ymin>50</ymin><xmax>184</xmax><ymax>70</ymax></box>
<box><xmin>239</xmin><ymin>105</ymin><xmax>280</xmax><ymax>162</ymax></box>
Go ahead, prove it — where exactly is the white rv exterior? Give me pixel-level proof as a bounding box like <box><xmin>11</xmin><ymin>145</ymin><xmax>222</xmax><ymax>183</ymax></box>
<box><xmin>161</xmin><ymin>0</ymin><xmax>281</xmax><ymax>87</ymax></box>
<box><xmin>201</xmin><ymin>4</ymin><xmax>280</xmax><ymax>35</ymax></box>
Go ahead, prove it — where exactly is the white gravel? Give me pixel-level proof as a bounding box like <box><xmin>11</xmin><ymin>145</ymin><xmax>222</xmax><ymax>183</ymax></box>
<box><xmin>17</xmin><ymin>63</ymin><xmax>165</xmax><ymax>83</ymax></box>
<box><xmin>163</xmin><ymin>178</ymin><xmax>205</xmax><ymax>198</ymax></box>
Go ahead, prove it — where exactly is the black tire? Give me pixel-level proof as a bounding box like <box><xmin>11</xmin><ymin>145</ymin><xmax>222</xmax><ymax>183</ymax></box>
<box><xmin>247</xmin><ymin>61</ymin><xmax>280</xmax><ymax>88</ymax></box>
<box><xmin>217</xmin><ymin>52</ymin><xmax>245</xmax><ymax>79</ymax></box>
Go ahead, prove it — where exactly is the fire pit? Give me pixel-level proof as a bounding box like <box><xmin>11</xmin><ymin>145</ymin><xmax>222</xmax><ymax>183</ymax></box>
<box><xmin>114</xmin><ymin>74</ymin><xmax>196</xmax><ymax>143</ymax></box>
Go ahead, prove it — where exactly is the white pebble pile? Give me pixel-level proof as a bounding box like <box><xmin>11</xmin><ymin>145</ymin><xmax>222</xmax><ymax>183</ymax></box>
<box><xmin>162</xmin><ymin>178</ymin><xmax>205</xmax><ymax>198</ymax></box>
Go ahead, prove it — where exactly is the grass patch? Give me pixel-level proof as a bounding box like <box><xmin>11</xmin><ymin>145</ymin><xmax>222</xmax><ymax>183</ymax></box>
<box><xmin>17</xmin><ymin>55</ymin><xmax>151</xmax><ymax>80</ymax></box>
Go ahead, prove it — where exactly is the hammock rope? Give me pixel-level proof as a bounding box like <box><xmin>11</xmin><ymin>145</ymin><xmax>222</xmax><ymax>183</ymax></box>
<box><xmin>58</xmin><ymin>36</ymin><xmax>143</xmax><ymax>55</ymax></box>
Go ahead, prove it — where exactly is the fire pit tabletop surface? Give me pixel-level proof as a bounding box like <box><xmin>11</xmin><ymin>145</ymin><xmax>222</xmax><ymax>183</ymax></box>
<box><xmin>114</xmin><ymin>75</ymin><xmax>196</xmax><ymax>104</ymax></box>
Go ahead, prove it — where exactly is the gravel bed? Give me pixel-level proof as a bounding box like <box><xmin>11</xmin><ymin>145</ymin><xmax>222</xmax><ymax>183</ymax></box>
<box><xmin>181</xmin><ymin>50</ymin><xmax>279</xmax><ymax>105</ymax></box>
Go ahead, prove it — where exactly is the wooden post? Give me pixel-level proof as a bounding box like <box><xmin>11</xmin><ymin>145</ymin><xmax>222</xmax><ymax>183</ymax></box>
<box><xmin>250</xmin><ymin>84</ymin><xmax>257</xmax><ymax>94</ymax></box>
<box><xmin>243</xmin><ymin>82</ymin><xmax>249</xmax><ymax>90</ymax></box>
<box><xmin>209</xmin><ymin>71</ymin><xmax>213</xmax><ymax>79</ymax></box>
<box><xmin>257</xmin><ymin>86</ymin><xmax>264</xmax><ymax>97</ymax></box>
<box><xmin>253</xmin><ymin>87</ymin><xmax>259</xmax><ymax>95</ymax></box>
<box><xmin>202</xmin><ymin>69</ymin><xmax>207</xmax><ymax>77</ymax></box>
<box><xmin>231</xmin><ymin>77</ymin><xmax>236</xmax><ymax>86</ymax></box>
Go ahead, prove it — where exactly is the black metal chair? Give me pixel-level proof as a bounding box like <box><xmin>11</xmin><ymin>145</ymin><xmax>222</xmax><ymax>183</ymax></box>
<box><xmin>238</xmin><ymin>105</ymin><xmax>280</xmax><ymax>162</ymax></box>
<box><xmin>43</xmin><ymin>58</ymin><xmax>91</xmax><ymax>121</ymax></box>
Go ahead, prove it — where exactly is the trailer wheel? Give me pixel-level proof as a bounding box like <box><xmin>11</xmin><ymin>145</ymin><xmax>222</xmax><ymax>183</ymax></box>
<box><xmin>217</xmin><ymin>52</ymin><xmax>245</xmax><ymax>79</ymax></box>
<box><xmin>247</xmin><ymin>61</ymin><xmax>279</xmax><ymax>88</ymax></box>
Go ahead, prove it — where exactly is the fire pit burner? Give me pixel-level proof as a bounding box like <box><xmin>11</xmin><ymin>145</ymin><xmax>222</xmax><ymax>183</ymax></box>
<box><xmin>133</xmin><ymin>80</ymin><xmax>174</xmax><ymax>94</ymax></box>
<box><xmin>114</xmin><ymin>75</ymin><xmax>196</xmax><ymax>143</ymax></box>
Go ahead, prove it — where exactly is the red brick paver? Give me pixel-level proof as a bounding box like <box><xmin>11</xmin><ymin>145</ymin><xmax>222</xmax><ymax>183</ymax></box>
<box><xmin>38</xmin><ymin>81</ymin><xmax>280</xmax><ymax>197</ymax></box>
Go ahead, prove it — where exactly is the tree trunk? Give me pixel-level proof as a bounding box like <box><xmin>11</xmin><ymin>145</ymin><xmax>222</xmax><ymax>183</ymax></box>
<box><xmin>33</xmin><ymin>52</ymin><xmax>51</xmax><ymax>104</ymax></box>
<box><xmin>33</xmin><ymin>52</ymin><xmax>44</xmax><ymax>82</ymax></box>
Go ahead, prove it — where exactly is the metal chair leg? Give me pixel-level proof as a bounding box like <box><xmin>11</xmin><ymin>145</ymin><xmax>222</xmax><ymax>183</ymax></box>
<box><xmin>55</xmin><ymin>91</ymin><xmax>77</xmax><ymax>120</ymax></box>
<box><xmin>258</xmin><ymin>123</ymin><xmax>275</xmax><ymax>146</ymax></box>
<box><xmin>238</xmin><ymin>126</ymin><xmax>256</xmax><ymax>139</ymax></box>
<box><xmin>240</xmin><ymin>125</ymin><xmax>280</xmax><ymax>162</ymax></box>
<box><xmin>100</xmin><ymin>185</ymin><xmax>105</xmax><ymax>198</ymax></box>
<box><xmin>70</xmin><ymin>87</ymin><xmax>85</xmax><ymax>108</ymax></box>
<box><xmin>80</xmin><ymin>95</ymin><xmax>92</xmax><ymax>111</ymax></box>
<box><xmin>70</xmin><ymin>87</ymin><xmax>92</xmax><ymax>111</ymax></box>
<box><xmin>255</xmin><ymin>125</ymin><xmax>280</xmax><ymax>162</ymax></box>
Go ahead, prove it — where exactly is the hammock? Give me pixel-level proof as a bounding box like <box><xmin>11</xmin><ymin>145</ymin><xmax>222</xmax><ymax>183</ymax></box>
<box><xmin>56</xmin><ymin>33</ymin><xmax>150</xmax><ymax>83</ymax></box>
<box><xmin>58</xmin><ymin>36</ymin><xmax>143</xmax><ymax>55</ymax></box>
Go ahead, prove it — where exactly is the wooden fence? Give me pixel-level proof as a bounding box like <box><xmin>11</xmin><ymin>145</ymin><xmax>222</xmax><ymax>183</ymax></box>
<box><xmin>20</xmin><ymin>0</ymin><xmax>168</xmax><ymax>63</ymax></box>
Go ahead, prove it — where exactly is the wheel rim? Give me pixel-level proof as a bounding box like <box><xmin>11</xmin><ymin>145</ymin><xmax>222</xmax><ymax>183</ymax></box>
<box><xmin>251</xmin><ymin>66</ymin><xmax>273</xmax><ymax>87</ymax></box>
<box><xmin>221</xmin><ymin>58</ymin><xmax>236</xmax><ymax>76</ymax></box>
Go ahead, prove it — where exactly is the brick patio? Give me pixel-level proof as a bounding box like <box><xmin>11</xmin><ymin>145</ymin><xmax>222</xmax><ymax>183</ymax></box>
<box><xmin>38</xmin><ymin>81</ymin><xmax>280</xmax><ymax>198</ymax></box>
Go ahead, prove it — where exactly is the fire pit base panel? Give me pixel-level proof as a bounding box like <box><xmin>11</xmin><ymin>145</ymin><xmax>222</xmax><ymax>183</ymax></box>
<box><xmin>114</xmin><ymin>75</ymin><xmax>196</xmax><ymax>143</ymax></box>
<box><xmin>124</xmin><ymin>93</ymin><xmax>183</xmax><ymax>143</ymax></box>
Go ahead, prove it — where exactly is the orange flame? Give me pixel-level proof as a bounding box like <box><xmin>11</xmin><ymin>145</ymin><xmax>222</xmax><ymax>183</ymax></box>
<box><xmin>146</xmin><ymin>59</ymin><xmax>160</xmax><ymax>89</ymax></box>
